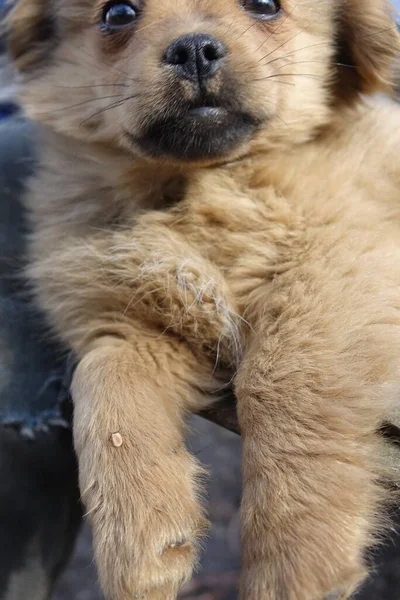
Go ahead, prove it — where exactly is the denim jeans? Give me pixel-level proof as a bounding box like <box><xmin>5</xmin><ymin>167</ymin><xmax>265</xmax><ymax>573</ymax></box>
<box><xmin>0</xmin><ymin>116</ymin><xmax>81</xmax><ymax>600</ymax></box>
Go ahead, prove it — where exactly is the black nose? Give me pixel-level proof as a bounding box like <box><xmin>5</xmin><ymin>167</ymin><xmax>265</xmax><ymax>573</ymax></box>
<box><xmin>164</xmin><ymin>33</ymin><xmax>226</xmax><ymax>82</ymax></box>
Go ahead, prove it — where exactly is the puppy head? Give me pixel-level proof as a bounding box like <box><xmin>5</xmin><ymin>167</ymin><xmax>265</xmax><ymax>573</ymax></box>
<box><xmin>5</xmin><ymin>0</ymin><xmax>399</xmax><ymax>164</ymax></box>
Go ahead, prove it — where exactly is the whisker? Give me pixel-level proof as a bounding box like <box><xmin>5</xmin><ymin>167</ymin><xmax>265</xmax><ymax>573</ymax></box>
<box><xmin>79</xmin><ymin>93</ymin><xmax>142</xmax><ymax>125</ymax></box>
<box><xmin>261</xmin><ymin>25</ymin><xmax>398</xmax><ymax>68</ymax></box>
<box><xmin>273</xmin><ymin>113</ymin><xmax>289</xmax><ymax>127</ymax></box>
<box><xmin>255</xmin><ymin>0</ymin><xmax>302</xmax><ymax>54</ymax></box>
<box><xmin>53</xmin><ymin>83</ymin><xmax>129</xmax><ymax>89</ymax></box>
<box><xmin>250</xmin><ymin>55</ymin><xmax>356</xmax><ymax>74</ymax></box>
<box><xmin>233</xmin><ymin>19</ymin><xmax>260</xmax><ymax>44</ymax></box>
<box><xmin>252</xmin><ymin>72</ymin><xmax>324</xmax><ymax>82</ymax></box>
<box><xmin>44</xmin><ymin>57</ymin><xmax>140</xmax><ymax>87</ymax></box>
<box><xmin>74</xmin><ymin>45</ymin><xmax>135</xmax><ymax>82</ymax></box>
<box><xmin>79</xmin><ymin>100</ymin><xmax>126</xmax><ymax>125</ymax></box>
<box><xmin>52</xmin><ymin>50</ymin><xmax>140</xmax><ymax>86</ymax></box>
<box><xmin>37</xmin><ymin>94</ymin><xmax>124</xmax><ymax>115</ymax></box>
<box><xmin>250</xmin><ymin>77</ymin><xmax>295</xmax><ymax>85</ymax></box>
<box><xmin>273</xmin><ymin>59</ymin><xmax>356</xmax><ymax>71</ymax></box>
<box><xmin>224</xmin><ymin>17</ymin><xmax>237</xmax><ymax>36</ymax></box>
<box><xmin>258</xmin><ymin>26</ymin><xmax>315</xmax><ymax>65</ymax></box>
<box><xmin>135</xmin><ymin>18</ymin><xmax>163</xmax><ymax>34</ymax></box>
<box><xmin>24</xmin><ymin>55</ymin><xmax>141</xmax><ymax>88</ymax></box>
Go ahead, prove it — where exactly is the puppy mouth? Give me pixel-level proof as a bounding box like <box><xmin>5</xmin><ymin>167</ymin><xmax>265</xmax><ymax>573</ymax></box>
<box><xmin>186</xmin><ymin>106</ymin><xmax>227</xmax><ymax>118</ymax></box>
<box><xmin>126</xmin><ymin>100</ymin><xmax>260</xmax><ymax>161</ymax></box>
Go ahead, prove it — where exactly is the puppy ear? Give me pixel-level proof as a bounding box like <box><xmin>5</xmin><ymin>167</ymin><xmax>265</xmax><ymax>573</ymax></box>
<box><xmin>5</xmin><ymin>0</ymin><xmax>56</xmax><ymax>71</ymax></box>
<box><xmin>335</xmin><ymin>0</ymin><xmax>400</xmax><ymax>100</ymax></box>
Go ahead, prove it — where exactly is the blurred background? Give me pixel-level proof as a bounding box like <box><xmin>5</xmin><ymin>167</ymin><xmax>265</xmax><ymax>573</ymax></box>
<box><xmin>1</xmin><ymin>2</ymin><xmax>400</xmax><ymax>600</ymax></box>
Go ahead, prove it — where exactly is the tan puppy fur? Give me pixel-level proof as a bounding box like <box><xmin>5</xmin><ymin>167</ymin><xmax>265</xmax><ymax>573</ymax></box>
<box><xmin>5</xmin><ymin>0</ymin><xmax>400</xmax><ymax>598</ymax></box>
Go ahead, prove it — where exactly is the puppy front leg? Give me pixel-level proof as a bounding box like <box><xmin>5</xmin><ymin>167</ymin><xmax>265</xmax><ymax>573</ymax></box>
<box><xmin>71</xmin><ymin>332</ymin><xmax>210</xmax><ymax>600</ymax></box>
<box><xmin>235</xmin><ymin>306</ymin><xmax>394</xmax><ymax>600</ymax></box>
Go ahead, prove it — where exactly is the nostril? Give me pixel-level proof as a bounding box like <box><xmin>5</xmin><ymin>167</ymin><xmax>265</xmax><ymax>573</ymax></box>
<box><xmin>164</xmin><ymin>41</ymin><xmax>192</xmax><ymax>67</ymax></box>
<box><xmin>170</xmin><ymin>46</ymin><xmax>189</xmax><ymax>66</ymax></box>
<box><xmin>203</xmin><ymin>43</ymin><xmax>220</xmax><ymax>62</ymax></box>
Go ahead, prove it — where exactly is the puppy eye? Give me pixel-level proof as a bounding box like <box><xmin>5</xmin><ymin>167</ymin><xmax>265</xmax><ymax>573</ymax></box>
<box><xmin>102</xmin><ymin>1</ymin><xmax>137</xmax><ymax>28</ymax></box>
<box><xmin>241</xmin><ymin>0</ymin><xmax>281</xmax><ymax>19</ymax></box>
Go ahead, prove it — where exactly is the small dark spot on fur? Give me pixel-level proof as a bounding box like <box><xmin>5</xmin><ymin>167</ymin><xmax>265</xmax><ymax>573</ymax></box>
<box><xmin>37</xmin><ymin>14</ymin><xmax>56</xmax><ymax>44</ymax></box>
<box><xmin>159</xmin><ymin>176</ymin><xmax>188</xmax><ymax>209</ymax></box>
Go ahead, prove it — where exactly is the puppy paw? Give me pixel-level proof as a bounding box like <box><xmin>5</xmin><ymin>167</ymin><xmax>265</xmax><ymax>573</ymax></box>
<box><xmin>134</xmin><ymin>253</ymin><xmax>242</xmax><ymax>366</ymax></box>
<box><xmin>239</xmin><ymin>462</ymin><xmax>373</xmax><ymax>600</ymax></box>
<box><xmin>240</xmin><ymin>544</ymin><xmax>366</xmax><ymax>600</ymax></box>
<box><xmin>78</xmin><ymin>438</ymin><xmax>208</xmax><ymax>600</ymax></box>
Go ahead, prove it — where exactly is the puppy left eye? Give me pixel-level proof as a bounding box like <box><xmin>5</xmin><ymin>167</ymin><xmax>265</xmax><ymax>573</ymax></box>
<box><xmin>241</xmin><ymin>0</ymin><xmax>281</xmax><ymax>19</ymax></box>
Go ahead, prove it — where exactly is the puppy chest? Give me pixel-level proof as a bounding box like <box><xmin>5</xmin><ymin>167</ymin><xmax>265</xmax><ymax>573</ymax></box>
<box><xmin>101</xmin><ymin>187</ymin><xmax>304</xmax><ymax>356</ymax></box>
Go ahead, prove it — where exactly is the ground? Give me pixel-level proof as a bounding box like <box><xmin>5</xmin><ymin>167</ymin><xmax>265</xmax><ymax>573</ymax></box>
<box><xmin>54</xmin><ymin>417</ymin><xmax>400</xmax><ymax>600</ymax></box>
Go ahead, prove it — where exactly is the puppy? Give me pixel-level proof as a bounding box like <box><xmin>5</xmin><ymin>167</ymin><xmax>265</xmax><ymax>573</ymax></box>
<box><xmin>5</xmin><ymin>0</ymin><xmax>400</xmax><ymax>598</ymax></box>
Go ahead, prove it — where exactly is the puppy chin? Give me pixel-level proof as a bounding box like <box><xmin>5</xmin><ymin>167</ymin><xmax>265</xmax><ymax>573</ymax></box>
<box><xmin>126</xmin><ymin>108</ymin><xmax>260</xmax><ymax>162</ymax></box>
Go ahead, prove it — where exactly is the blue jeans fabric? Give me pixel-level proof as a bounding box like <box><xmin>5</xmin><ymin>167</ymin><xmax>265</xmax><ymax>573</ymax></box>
<box><xmin>0</xmin><ymin>116</ymin><xmax>81</xmax><ymax>600</ymax></box>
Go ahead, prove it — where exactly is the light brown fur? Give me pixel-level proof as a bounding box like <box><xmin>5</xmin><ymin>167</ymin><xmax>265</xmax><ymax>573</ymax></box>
<box><xmin>5</xmin><ymin>0</ymin><xmax>400</xmax><ymax>598</ymax></box>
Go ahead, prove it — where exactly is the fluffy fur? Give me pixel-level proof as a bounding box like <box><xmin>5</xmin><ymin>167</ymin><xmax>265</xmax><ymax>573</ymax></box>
<box><xmin>5</xmin><ymin>0</ymin><xmax>400</xmax><ymax>598</ymax></box>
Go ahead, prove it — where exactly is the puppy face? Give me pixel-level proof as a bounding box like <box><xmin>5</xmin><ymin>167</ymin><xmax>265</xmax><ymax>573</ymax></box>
<box><xmin>6</xmin><ymin>0</ymin><xmax>399</xmax><ymax>163</ymax></box>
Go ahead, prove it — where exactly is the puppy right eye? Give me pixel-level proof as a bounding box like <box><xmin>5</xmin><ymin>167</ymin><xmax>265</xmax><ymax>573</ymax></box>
<box><xmin>102</xmin><ymin>1</ymin><xmax>137</xmax><ymax>29</ymax></box>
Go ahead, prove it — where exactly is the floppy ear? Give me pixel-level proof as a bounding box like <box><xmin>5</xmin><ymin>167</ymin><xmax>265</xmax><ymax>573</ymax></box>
<box><xmin>5</xmin><ymin>0</ymin><xmax>56</xmax><ymax>71</ymax></box>
<box><xmin>335</xmin><ymin>0</ymin><xmax>400</xmax><ymax>100</ymax></box>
